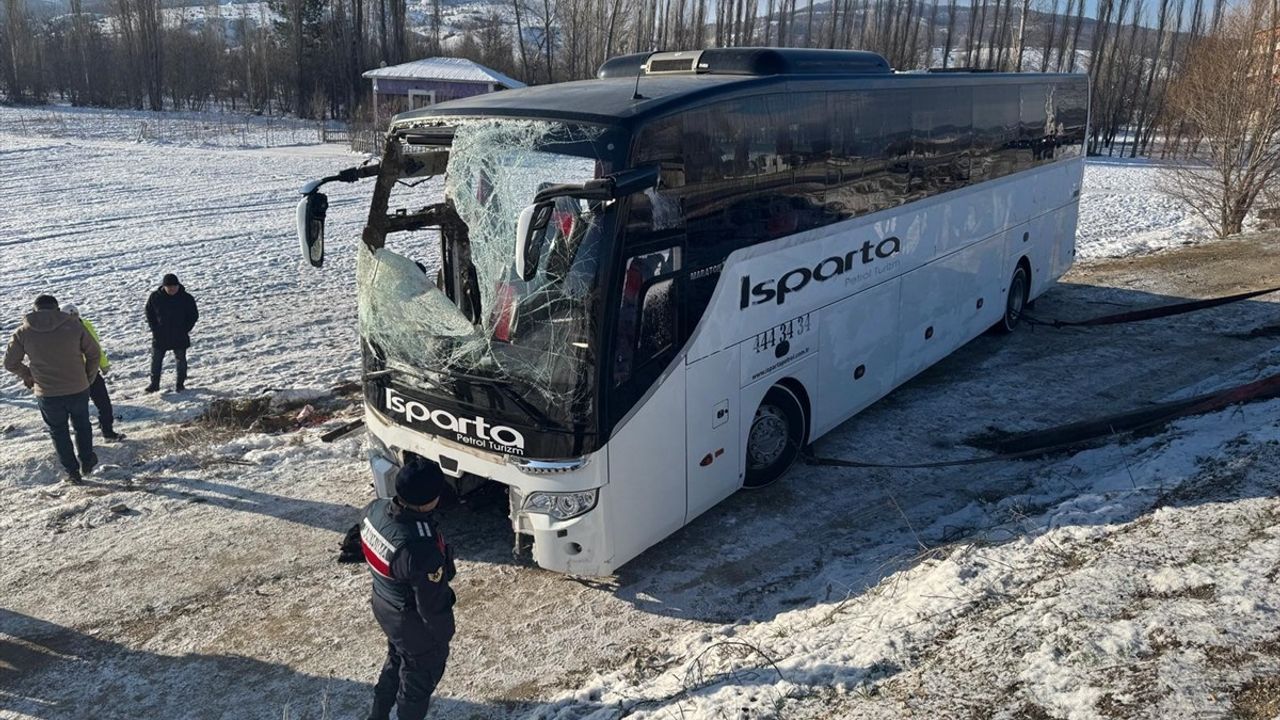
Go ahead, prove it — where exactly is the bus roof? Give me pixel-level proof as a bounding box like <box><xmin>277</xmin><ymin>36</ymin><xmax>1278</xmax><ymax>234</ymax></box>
<box><xmin>391</xmin><ymin>62</ymin><xmax>1085</xmax><ymax>131</ymax></box>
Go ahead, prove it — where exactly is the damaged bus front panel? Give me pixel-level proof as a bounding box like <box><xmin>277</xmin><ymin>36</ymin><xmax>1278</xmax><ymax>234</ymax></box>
<box><xmin>356</xmin><ymin>117</ymin><xmax>640</xmax><ymax>574</ymax></box>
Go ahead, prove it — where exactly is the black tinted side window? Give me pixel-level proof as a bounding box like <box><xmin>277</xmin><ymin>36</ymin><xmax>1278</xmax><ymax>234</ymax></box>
<box><xmin>972</xmin><ymin>84</ymin><xmax>1020</xmax><ymax>182</ymax></box>
<box><xmin>629</xmin><ymin>115</ymin><xmax>685</xmax><ymax>236</ymax></box>
<box><xmin>1017</xmin><ymin>84</ymin><xmax>1049</xmax><ymax>171</ymax></box>
<box><xmin>683</xmin><ymin>100</ymin><xmax>775</xmax><ymax>256</ymax></box>
<box><xmin>827</xmin><ymin>91</ymin><xmax>868</xmax><ymax>220</ymax></box>
<box><xmin>912</xmin><ymin>86</ymin><xmax>973</xmax><ymax>198</ymax></box>
<box><xmin>1053</xmin><ymin>80</ymin><xmax>1089</xmax><ymax>159</ymax></box>
<box><xmin>768</xmin><ymin>92</ymin><xmax>836</xmax><ymax>235</ymax></box>
<box><xmin>860</xmin><ymin>89</ymin><xmax>913</xmax><ymax>213</ymax></box>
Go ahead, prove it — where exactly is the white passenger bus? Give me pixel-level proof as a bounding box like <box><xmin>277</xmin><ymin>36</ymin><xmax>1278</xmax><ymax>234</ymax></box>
<box><xmin>296</xmin><ymin>48</ymin><xmax>1088</xmax><ymax>576</ymax></box>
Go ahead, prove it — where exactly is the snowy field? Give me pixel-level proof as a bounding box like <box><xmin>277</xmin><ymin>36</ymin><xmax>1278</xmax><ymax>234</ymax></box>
<box><xmin>0</xmin><ymin>105</ymin><xmax>335</xmax><ymax>150</ymax></box>
<box><xmin>3</xmin><ymin>106</ymin><xmax>1280</xmax><ymax>720</ymax></box>
<box><xmin>1076</xmin><ymin>157</ymin><xmax>1214</xmax><ymax>260</ymax></box>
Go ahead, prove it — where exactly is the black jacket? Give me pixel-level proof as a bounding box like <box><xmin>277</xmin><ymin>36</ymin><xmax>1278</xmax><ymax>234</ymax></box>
<box><xmin>145</xmin><ymin>284</ymin><xmax>198</xmax><ymax>350</ymax></box>
<box><xmin>361</xmin><ymin>498</ymin><xmax>457</xmax><ymax>651</ymax></box>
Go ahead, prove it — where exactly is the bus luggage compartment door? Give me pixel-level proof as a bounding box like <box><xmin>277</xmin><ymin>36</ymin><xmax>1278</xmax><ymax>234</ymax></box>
<box><xmin>813</xmin><ymin>278</ymin><xmax>902</xmax><ymax>438</ymax></box>
<box><xmin>896</xmin><ymin>234</ymin><xmax>1005</xmax><ymax>383</ymax></box>
<box><xmin>685</xmin><ymin>347</ymin><xmax>742</xmax><ymax>521</ymax></box>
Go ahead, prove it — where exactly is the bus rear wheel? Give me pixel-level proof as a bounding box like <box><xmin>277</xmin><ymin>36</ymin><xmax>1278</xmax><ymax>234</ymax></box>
<box><xmin>994</xmin><ymin>264</ymin><xmax>1030</xmax><ymax>334</ymax></box>
<box><xmin>743</xmin><ymin>385</ymin><xmax>805</xmax><ymax>489</ymax></box>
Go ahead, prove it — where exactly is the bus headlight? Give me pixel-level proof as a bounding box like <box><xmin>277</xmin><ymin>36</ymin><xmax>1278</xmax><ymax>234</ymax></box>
<box><xmin>522</xmin><ymin>490</ymin><xmax>598</xmax><ymax>520</ymax></box>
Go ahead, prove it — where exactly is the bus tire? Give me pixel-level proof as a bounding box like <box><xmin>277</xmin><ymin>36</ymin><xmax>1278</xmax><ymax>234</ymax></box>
<box><xmin>743</xmin><ymin>385</ymin><xmax>806</xmax><ymax>489</ymax></box>
<box><xmin>993</xmin><ymin>264</ymin><xmax>1030</xmax><ymax>334</ymax></box>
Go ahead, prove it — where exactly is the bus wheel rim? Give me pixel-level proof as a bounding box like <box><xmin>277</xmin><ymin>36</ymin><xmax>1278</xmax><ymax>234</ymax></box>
<box><xmin>748</xmin><ymin>405</ymin><xmax>789</xmax><ymax>469</ymax></box>
<box><xmin>1010</xmin><ymin>274</ymin><xmax>1026</xmax><ymax>318</ymax></box>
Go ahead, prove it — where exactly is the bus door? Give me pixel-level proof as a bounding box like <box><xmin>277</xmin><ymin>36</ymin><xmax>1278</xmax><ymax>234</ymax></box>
<box><xmin>606</xmin><ymin>234</ymin><xmax>690</xmax><ymax>550</ymax></box>
<box><xmin>685</xmin><ymin>319</ymin><xmax>742</xmax><ymax>522</ymax></box>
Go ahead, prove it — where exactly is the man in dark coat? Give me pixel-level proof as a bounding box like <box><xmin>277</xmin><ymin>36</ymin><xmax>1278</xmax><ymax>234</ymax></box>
<box><xmin>360</xmin><ymin>460</ymin><xmax>457</xmax><ymax>720</ymax></box>
<box><xmin>144</xmin><ymin>273</ymin><xmax>198</xmax><ymax>393</ymax></box>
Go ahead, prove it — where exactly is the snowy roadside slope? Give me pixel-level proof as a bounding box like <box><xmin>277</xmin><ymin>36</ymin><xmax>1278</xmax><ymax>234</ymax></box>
<box><xmin>529</xmin><ymin>402</ymin><xmax>1280</xmax><ymax>720</ymax></box>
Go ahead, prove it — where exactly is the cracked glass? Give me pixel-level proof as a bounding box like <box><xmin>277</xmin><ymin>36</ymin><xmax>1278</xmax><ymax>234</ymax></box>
<box><xmin>358</xmin><ymin>118</ymin><xmax>615</xmax><ymax>427</ymax></box>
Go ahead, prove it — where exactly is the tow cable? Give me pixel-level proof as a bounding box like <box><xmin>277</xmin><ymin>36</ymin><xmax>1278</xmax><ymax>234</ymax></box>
<box><xmin>1021</xmin><ymin>284</ymin><xmax>1280</xmax><ymax>328</ymax></box>
<box><xmin>806</xmin><ymin>284</ymin><xmax>1280</xmax><ymax>470</ymax></box>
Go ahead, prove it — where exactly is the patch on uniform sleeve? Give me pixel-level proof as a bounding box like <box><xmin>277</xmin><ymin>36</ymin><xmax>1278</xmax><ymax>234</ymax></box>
<box><xmin>361</xmin><ymin>518</ymin><xmax>396</xmax><ymax>579</ymax></box>
<box><xmin>427</xmin><ymin>566</ymin><xmax>444</xmax><ymax>583</ymax></box>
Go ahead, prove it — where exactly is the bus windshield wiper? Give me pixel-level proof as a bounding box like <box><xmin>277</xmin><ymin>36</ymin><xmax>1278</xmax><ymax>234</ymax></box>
<box><xmin>443</xmin><ymin>371</ymin><xmax>567</xmax><ymax>432</ymax></box>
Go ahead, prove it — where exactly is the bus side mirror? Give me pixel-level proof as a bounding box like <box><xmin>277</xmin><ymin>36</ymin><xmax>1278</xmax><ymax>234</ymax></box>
<box><xmin>297</xmin><ymin>191</ymin><xmax>328</xmax><ymax>268</ymax></box>
<box><xmin>515</xmin><ymin>201</ymin><xmax>555</xmax><ymax>282</ymax></box>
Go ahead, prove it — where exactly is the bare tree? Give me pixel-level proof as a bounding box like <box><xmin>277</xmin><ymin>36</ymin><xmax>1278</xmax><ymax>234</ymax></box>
<box><xmin>941</xmin><ymin>0</ymin><xmax>958</xmax><ymax>67</ymax></box>
<box><xmin>1065</xmin><ymin>0</ymin><xmax>1085</xmax><ymax>71</ymax></box>
<box><xmin>967</xmin><ymin>0</ymin><xmax>987</xmax><ymax>66</ymax></box>
<box><xmin>510</xmin><ymin>0</ymin><xmax>530</xmax><ymax>77</ymax></box>
<box><xmin>1161</xmin><ymin>0</ymin><xmax>1280</xmax><ymax>237</ymax></box>
<box><xmin>2</xmin><ymin>0</ymin><xmax>30</xmax><ymax>100</ymax></box>
<box><xmin>1013</xmin><ymin>0</ymin><xmax>1030</xmax><ymax>70</ymax></box>
<box><xmin>541</xmin><ymin>0</ymin><xmax>555</xmax><ymax>81</ymax></box>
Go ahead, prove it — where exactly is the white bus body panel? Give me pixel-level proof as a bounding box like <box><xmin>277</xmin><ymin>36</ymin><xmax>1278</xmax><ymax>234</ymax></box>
<box><xmin>896</xmin><ymin>233</ymin><xmax>1007</xmax><ymax>383</ymax></box>
<box><xmin>603</xmin><ymin>362</ymin><xmax>689</xmax><ymax>571</ymax></box>
<box><xmin>685</xmin><ymin>347</ymin><xmax>743</xmax><ymax>521</ymax></box>
<box><xmin>811</xmin><ymin>278</ymin><xmax>902</xmax><ymax>439</ymax></box>
<box><xmin>683</xmin><ymin>160</ymin><xmax>1084</xmax><ymax>367</ymax></box>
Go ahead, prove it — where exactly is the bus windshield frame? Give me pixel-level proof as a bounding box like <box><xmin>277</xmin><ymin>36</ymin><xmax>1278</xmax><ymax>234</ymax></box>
<box><xmin>357</xmin><ymin>117</ymin><xmax>630</xmax><ymax>450</ymax></box>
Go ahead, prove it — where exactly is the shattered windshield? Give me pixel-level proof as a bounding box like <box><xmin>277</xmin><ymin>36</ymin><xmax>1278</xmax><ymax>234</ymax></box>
<box><xmin>358</xmin><ymin>118</ymin><xmax>618</xmax><ymax>427</ymax></box>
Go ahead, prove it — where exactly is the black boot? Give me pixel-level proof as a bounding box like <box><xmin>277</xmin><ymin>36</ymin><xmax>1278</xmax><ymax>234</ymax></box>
<box><xmin>144</xmin><ymin>380</ymin><xmax>159</xmax><ymax>393</ymax></box>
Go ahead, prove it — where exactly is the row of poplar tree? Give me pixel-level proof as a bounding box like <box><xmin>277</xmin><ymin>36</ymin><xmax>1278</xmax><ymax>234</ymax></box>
<box><xmin>0</xmin><ymin>0</ymin><xmax>1239</xmax><ymax>157</ymax></box>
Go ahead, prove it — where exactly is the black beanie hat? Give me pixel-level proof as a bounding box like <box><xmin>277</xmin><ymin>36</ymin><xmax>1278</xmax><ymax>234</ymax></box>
<box><xmin>33</xmin><ymin>294</ymin><xmax>59</xmax><ymax>310</ymax></box>
<box><xmin>162</xmin><ymin>273</ymin><xmax>180</xmax><ymax>286</ymax></box>
<box><xmin>395</xmin><ymin>459</ymin><xmax>445</xmax><ymax>507</ymax></box>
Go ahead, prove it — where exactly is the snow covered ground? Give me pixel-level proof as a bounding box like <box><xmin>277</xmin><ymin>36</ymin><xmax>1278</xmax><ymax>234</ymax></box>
<box><xmin>1076</xmin><ymin>157</ymin><xmax>1214</xmax><ymax>260</ymax></box>
<box><xmin>0</xmin><ymin>105</ymin><xmax>334</xmax><ymax>149</ymax></box>
<box><xmin>3</xmin><ymin>106</ymin><xmax>1280</xmax><ymax>720</ymax></box>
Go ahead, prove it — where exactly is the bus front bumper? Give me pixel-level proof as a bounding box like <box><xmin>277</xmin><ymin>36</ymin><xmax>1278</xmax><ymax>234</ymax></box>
<box><xmin>364</xmin><ymin>406</ymin><xmax>616</xmax><ymax>576</ymax></box>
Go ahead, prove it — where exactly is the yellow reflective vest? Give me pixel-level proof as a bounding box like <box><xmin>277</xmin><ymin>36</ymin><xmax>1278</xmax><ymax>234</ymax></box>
<box><xmin>80</xmin><ymin>318</ymin><xmax>110</xmax><ymax>371</ymax></box>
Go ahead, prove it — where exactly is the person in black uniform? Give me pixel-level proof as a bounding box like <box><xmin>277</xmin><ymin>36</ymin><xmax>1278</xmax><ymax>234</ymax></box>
<box><xmin>360</xmin><ymin>459</ymin><xmax>457</xmax><ymax>720</ymax></box>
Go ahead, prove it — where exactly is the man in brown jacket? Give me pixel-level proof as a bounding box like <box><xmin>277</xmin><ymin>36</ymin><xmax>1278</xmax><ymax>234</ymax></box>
<box><xmin>4</xmin><ymin>295</ymin><xmax>102</xmax><ymax>483</ymax></box>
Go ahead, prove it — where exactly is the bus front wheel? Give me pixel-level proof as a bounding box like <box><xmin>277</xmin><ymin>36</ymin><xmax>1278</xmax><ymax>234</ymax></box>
<box><xmin>994</xmin><ymin>264</ymin><xmax>1030</xmax><ymax>334</ymax></box>
<box><xmin>743</xmin><ymin>385</ymin><xmax>806</xmax><ymax>489</ymax></box>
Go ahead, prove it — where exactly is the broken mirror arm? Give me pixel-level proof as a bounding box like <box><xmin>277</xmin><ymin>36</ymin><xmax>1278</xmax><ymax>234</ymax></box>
<box><xmin>515</xmin><ymin>165</ymin><xmax>660</xmax><ymax>282</ymax></box>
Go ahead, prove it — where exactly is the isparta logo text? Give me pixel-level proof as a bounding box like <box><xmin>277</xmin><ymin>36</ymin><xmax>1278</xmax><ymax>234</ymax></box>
<box><xmin>384</xmin><ymin>388</ymin><xmax>526</xmax><ymax>456</ymax></box>
<box><xmin>739</xmin><ymin>237</ymin><xmax>902</xmax><ymax>308</ymax></box>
